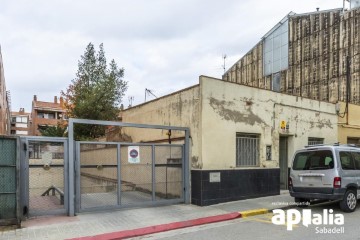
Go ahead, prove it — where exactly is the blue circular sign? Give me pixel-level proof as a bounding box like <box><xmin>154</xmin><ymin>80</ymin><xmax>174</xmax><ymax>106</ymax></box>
<box><xmin>130</xmin><ymin>149</ymin><xmax>138</xmax><ymax>158</ymax></box>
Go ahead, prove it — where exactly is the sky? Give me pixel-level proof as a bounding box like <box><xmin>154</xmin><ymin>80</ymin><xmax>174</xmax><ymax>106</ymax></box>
<box><xmin>0</xmin><ymin>0</ymin><xmax>344</xmax><ymax>112</ymax></box>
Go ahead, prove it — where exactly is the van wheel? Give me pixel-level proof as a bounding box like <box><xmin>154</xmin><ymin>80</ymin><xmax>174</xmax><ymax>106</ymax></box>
<box><xmin>295</xmin><ymin>198</ymin><xmax>309</xmax><ymax>208</ymax></box>
<box><xmin>339</xmin><ymin>190</ymin><xmax>357</xmax><ymax>212</ymax></box>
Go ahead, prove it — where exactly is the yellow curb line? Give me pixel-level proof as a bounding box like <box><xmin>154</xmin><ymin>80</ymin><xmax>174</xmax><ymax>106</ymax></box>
<box><xmin>240</xmin><ymin>208</ymin><xmax>269</xmax><ymax>218</ymax></box>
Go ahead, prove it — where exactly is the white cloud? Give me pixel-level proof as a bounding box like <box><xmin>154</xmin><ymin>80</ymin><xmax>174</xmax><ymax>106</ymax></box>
<box><xmin>0</xmin><ymin>0</ymin><xmax>342</xmax><ymax>112</ymax></box>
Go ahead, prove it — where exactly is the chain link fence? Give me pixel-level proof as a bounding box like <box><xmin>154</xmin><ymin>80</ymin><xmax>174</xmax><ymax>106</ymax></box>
<box><xmin>28</xmin><ymin>141</ymin><xmax>65</xmax><ymax>213</ymax></box>
<box><xmin>0</xmin><ymin>138</ymin><xmax>18</xmax><ymax>223</ymax></box>
<box><xmin>80</xmin><ymin>143</ymin><xmax>118</xmax><ymax>209</ymax></box>
<box><xmin>78</xmin><ymin>143</ymin><xmax>184</xmax><ymax>211</ymax></box>
<box><xmin>120</xmin><ymin>145</ymin><xmax>153</xmax><ymax>205</ymax></box>
<box><xmin>154</xmin><ymin>145</ymin><xmax>183</xmax><ymax>200</ymax></box>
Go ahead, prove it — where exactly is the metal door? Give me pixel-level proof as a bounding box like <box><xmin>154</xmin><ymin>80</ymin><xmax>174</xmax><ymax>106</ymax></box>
<box><xmin>24</xmin><ymin>137</ymin><xmax>68</xmax><ymax>216</ymax></box>
<box><xmin>279</xmin><ymin>137</ymin><xmax>288</xmax><ymax>190</ymax></box>
<box><xmin>0</xmin><ymin>137</ymin><xmax>20</xmax><ymax>225</ymax></box>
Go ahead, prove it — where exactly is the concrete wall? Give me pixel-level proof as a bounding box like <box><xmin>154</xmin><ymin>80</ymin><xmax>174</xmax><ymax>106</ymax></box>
<box><xmin>200</xmin><ymin>76</ymin><xmax>338</xmax><ymax>170</ymax></box>
<box><xmin>29</xmin><ymin>159</ymin><xmax>64</xmax><ymax>196</ymax></box>
<box><xmin>79</xmin><ymin>145</ymin><xmax>183</xmax><ymax>198</ymax></box>
<box><xmin>121</xmin><ymin>85</ymin><xmax>202</xmax><ymax>168</ymax></box>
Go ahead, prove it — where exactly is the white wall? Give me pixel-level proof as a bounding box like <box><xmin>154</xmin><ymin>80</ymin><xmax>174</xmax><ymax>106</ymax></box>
<box><xmin>200</xmin><ymin>76</ymin><xmax>338</xmax><ymax>170</ymax></box>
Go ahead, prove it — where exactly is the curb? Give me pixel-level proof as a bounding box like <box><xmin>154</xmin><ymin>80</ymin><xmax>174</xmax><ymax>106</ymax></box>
<box><xmin>67</xmin><ymin>207</ymin><xmax>294</xmax><ymax>240</ymax></box>
<box><xmin>68</xmin><ymin>212</ymin><xmax>241</xmax><ymax>240</ymax></box>
<box><xmin>240</xmin><ymin>208</ymin><xmax>269</xmax><ymax>218</ymax></box>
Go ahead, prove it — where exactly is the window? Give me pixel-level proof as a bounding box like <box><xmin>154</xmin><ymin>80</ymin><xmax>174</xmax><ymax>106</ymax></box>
<box><xmin>347</xmin><ymin>138</ymin><xmax>360</xmax><ymax>146</ymax></box>
<box><xmin>340</xmin><ymin>152</ymin><xmax>355</xmax><ymax>170</ymax></box>
<box><xmin>308</xmin><ymin>137</ymin><xmax>324</xmax><ymax>146</ymax></box>
<box><xmin>236</xmin><ymin>133</ymin><xmax>259</xmax><ymax>167</ymax></box>
<box><xmin>37</xmin><ymin>112</ymin><xmax>55</xmax><ymax>119</ymax></box>
<box><xmin>292</xmin><ymin>150</ymin><xmax>334</xmax><ymax>170</ymax></box>
<box><xmin>272</xmin><ymin>72</ymin><xmax>281</xmax><ymax>92</ymax></box>
<box><xmin>16</xmin><ymin>116</ymin><xmax>27</xmax><ymax>123</ymax></box>
<box><xmin>351</xmin><ymin>152</ymin><xmax>360</xmax><ymax>169</ymax></box>
<box><xmin>263</xmin><ymin>18</ymin><xmax>289</xmax><ymax>76</ymax></box>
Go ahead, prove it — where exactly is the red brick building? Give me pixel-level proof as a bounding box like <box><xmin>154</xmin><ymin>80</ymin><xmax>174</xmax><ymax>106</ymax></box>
<box><xmin>0</xmin><ymin>46</ymin><xmax>10</xmax><ymax>135</ymax></box>
<box><xmin>30</xmin><ymin>95</ymin><xmax>66</xmax><ymax>136</ymax></box>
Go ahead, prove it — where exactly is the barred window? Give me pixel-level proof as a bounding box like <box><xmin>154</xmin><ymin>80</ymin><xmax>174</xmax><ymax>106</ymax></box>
<box><xmin>236</xmin><ymin>133</ymin><xmax>260</xmax><ymax>167</ymax></box>
<box><xmin>308</xmin><ymin>137</ymin><xmax>324</xmax><ymax>146</ymax></box>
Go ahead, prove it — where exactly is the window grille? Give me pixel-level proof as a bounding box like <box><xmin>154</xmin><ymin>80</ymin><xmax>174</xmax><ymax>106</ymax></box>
<box><xmin>236</xmin><ymin>133</ymin><xmax>260</xmax><ymax>167</ymax></box>
<box><xmin>308</xmin><ymin>137</ymin><xmax>324</xmax><ymax>146</ymax></box>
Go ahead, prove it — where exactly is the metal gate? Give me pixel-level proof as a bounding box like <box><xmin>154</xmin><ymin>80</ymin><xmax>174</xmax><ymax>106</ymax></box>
<box><xmin>75</xmin><ymin>142</ymin><xmax>184</xmax><ymax>212</ymax></box>
<box><xmin>69</xmin><ymin>118</ymin><xmax>190</xmax><ymax>214</ymax></box>
<box><xmin>13</xmin><ymin>119</ymin><xmax>189</xmax><ymax>217</ymax></box>
<box><xmin>0</xmin><ymin>136</ymin><xmax>20</xmax><ymax>225</ymax></box>
<box><xmin>22</xmin><ymin>137</ymin><xmax>68</xmax><ymax>216</ymax></box>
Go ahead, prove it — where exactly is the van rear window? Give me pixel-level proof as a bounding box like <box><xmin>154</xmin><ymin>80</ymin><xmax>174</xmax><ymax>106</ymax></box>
<box><xmin>292</xmin><ymin>150</ymin><xmax>334</xmax><ymax>170</ymax></box>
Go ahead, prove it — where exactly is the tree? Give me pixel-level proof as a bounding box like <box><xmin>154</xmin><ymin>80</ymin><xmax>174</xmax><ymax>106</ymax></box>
<box><xmin>61</xmin><ymin>43</ymin><xmax>128</xmax><ymax>140</ymax></box>
<box><xmin>39</xmin><ymin>122</ymin><xmax>68</xmax><ymax>137</ymax></box>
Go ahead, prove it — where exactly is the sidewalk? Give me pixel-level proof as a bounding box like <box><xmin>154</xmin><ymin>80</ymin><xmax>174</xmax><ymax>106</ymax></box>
<box><xmin>0</xmin><ymin>191</ymin><xmax>293</xmax><ymax>240</ymax></box>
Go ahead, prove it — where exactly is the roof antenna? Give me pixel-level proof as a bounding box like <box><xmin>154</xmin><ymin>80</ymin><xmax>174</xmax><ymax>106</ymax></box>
<box><xmin>145</xmin><ymin>88</ymin><xmax>157</xmax><ymax>102</ymax></box>
<box><xmin>128</xmin><ymin>96</ymin><xmax>134</xmax><ymax>107</ymax></box>
<box><xmin>222</xmin><ymin>54</ymin><xmax>227</xmax><ymax>73</ymax></box>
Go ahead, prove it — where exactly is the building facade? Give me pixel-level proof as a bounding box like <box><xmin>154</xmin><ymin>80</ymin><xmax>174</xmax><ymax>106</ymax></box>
<box><xmin>120</xmin><ymin>76</ymin><xmax>338</xmax><ymax>206</ymax></box>
<box><xmin>0</xmin><ymin>46</ymin><xmax>10</xmax><ymax>135</ymax></box>
<box><xmin>223</xmin><ymin>7</ymin><xmax>360</xmax><ymax>104</ymax></box>
<box><xmin>30</xmin><ymin>95</ymin><xmax>66</xmax><ymax>136</ymax></box>
<box><xmin>337</xmin><ymin>101</ymin><xmax>360</xmax><ymax>144</ymax></box>
<box><xmin>10</xmin><ymin>108</ymin><xmax>30</xmax><ymax>135</ymax></box>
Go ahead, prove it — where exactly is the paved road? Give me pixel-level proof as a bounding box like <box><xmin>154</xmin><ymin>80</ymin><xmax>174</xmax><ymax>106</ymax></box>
<box><xmin>134</xmin><ymin>201</ymin><xmax>360</xmax><ymax>240</ymax></box>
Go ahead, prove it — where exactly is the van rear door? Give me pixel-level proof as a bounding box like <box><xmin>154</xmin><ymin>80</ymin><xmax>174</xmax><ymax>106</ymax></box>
<box><xmin>291</xmin><ymin>149</ymin><xmax>334</xmax><ymax>190</ymax></box>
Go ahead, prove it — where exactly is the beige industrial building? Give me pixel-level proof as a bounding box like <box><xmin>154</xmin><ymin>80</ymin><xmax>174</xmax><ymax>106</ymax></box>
<box><xmin>223</xmin><ymin>5</ymin><xmax>360</xmax><ymax>146</ymax></box>
<box><xmin>223</xmin><ymin>7</ymin><xmax>359</xmax><ymax>103</ymax></box>
<box><xmin>120</xmin><ymin>76</ymin><xmax>338</xmax><ymax>205</ymax></box>
<box><xmin>0</xmin><ymin>46</ymin><xmax>10</xmax><ymax>135</ymax></box>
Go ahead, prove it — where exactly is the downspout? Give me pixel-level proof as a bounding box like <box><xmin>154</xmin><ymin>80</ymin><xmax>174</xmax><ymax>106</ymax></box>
<box><xmin>346</xmin><ymin>55</ymin><xmax>351</xmax><ymax>125</ymax></box>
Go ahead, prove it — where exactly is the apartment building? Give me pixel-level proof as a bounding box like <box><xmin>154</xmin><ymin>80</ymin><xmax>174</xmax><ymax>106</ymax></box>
<box><xmin>0</xmin><ymin>46</ymin><xmax>10</xmax><ymax>135</ymax></box>
<box><xmin>10</xmin><ymin>108</ymin><xmax>30</xmax><ymax>135</ymax></box>
<box><xmin>30</xmin><ymin>95</ymin><xmax>65</xmax><ymax>136</ymax></box>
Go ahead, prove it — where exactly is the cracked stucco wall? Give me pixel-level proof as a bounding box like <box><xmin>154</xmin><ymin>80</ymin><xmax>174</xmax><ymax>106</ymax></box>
<box><xmin>200</xmin><ymin>76</ymin><xmax>338</xmax><ymax>170</ymax></box>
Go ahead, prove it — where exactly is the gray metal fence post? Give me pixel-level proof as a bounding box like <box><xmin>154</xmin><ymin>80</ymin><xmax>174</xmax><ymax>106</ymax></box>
<box><xmin>184</xmin><ymin>129</ymin><xmax>190</xmax><ymax>204</ymax></box>
<box><xmin>152</xmin><ymin>145</ymin><xmax>155</xmax><ymax>201</ymax></box>
<box><xmin>117</xmin><ymin>144</ymin><xmax>121</xmax><ymax>205</ymax></box>
<box><xmin>68</xmin><ymin>119</ymin><xmax>75</xmax><ymax>216</ymax></box>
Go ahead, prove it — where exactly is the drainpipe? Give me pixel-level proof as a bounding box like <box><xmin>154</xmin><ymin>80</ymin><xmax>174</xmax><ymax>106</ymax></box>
<box><xmin>346</xmin><ymin>55</ymin><xmax>351</xmax><ymax>125</ymax></box>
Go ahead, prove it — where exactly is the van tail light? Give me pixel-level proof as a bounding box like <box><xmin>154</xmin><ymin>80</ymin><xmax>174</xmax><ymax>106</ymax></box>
<box><xmin>288</xmin><ymin>177</ymin><xmax>293</xmax><ymax>187</ymax></box>
<box><xmin>333</xmin><ymin>177</ymin><xmax>341</xmax><ymax>188</ymax></box>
